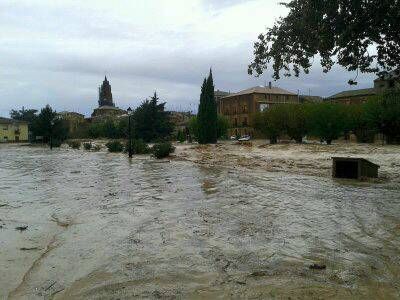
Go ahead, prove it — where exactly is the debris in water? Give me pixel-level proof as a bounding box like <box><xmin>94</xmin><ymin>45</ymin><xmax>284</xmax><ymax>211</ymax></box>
<box><xmin>309</xmin><ymin>263</ymin><xmax>326</xmax><ymax>270</ymax></box>
<box><xmin>15</xmin><ymin>226</ymin><xmax>28</xmax><ymax>231</ymax></box>
<box><xmin>20</xmin><ymin>247</ymin><xmax>40</xmax><ymax>251</ymax></box>
<box><xmin>250</xmin><ymin>271</ymin><xmax>267</xmax><ymax>277</ymax></box>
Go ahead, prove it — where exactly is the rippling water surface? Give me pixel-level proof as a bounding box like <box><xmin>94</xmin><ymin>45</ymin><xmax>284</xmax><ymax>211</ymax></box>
<box><xmin>0</xmin><ymin>145</ymin><xmax>399</xmax><ymax>299</ymax></box>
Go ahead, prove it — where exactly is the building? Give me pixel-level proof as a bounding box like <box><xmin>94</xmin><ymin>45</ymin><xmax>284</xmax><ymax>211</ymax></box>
<box><xmin>215</xmin><ymin>89</ymin><xmax>230</xmax><ymax>114</ymax></box>
<box><xmin>374</xmin><ymin>69</ymin><xmax>400</xmax><ymax>93</ymax></box>
<box><xmin>169</xmin><ymin>111</ymin><xmax>194</xmax><ymax>134</ymax></box>
<box><xmin>0</xmin><ymin>117</ymin><xmax>29</xmax><ymax>142</ymax></box>
<box><xmin>91</xmin><ymin>76</ymin><xmax>126</xmax><ymax>121</ymax></box>
<box><xmin>58</xmin><ymin>111</ymin><xmax>85</xmax><ymax>135</ymax></box>
<box><xmin>299</xmin><ymin>95</ymin><xmax>323</xmax><ymax>103</ymax></box>
<box><xmin>219</xmin><ymin>83</ymin><xmax>299</xmax><ymax>137</ymax></box>
<box><xmin>327</xmin><ymin>69</ymin><xmax>399</xmax><ymax>104</ymax></box>
<box><xmin>327</xmin><ymin>88</ymin><xmax>376</xmax><ymax>104</ymax></box>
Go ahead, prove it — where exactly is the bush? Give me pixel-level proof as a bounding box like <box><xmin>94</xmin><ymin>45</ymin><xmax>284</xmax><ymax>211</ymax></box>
<box><xmin>106</xmin><ymin>140</ymin><xmax>124</xmax><ymax>153</ymax></box>
<box><xmin>152</xmin><ymin>142</ymin><xmax>175</xmax><ymax>159</ymax></box>
<box><xmin>83</xmin><ymin>142</ymin><xmax>92</xmax><ymax>150</ymax></box>
<box><xmin>68</xmin><ymin>141</ymin><xmax>81</xmax><ymax>149</ymax></box>
<box><xmin>126</xmin><ymin>139</ymin><xmax>150</xmax><ymax>154</ymax></box>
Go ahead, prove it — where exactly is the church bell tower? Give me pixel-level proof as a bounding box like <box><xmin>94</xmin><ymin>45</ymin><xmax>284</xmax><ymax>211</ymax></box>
<box><xmin>98</xmin><ymin>76</ymin><xmax>115</xmax><ymax>107</ymax></box>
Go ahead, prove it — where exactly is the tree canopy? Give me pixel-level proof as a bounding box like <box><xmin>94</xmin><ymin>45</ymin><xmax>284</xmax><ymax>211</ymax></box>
<box><xmin>132</xmin><ymin>92</ymin><xmax>173</xmax><ymax>142</ymax></box>
<box><xmin>188</xmin><ymin>114</ymin><xmax>229</xmax><ymax>140</ymax></box>
<box><xmin>197</xmin><ymin>70</ymin><xmax>218</xmax><ymax>144</ymax></box>
<box><xmin>31</xmin><ymin>105</ymin><xmax>68</xmax><ymax>144</ymax></box>
<box><xmin>248</xmin><ymin>0</ymin><xmax>400</xmax><ymax>83</ymax></box>
<box><xmin>10</xmin><ymin>107</ymin><xmax>38</xmax><ymax>124</ymax></box>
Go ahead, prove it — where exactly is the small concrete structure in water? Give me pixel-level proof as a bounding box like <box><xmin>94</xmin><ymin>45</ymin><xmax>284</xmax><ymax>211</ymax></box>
<box><xmin>332</xmin><ymin>157</ymin><xmax>380</xmax><ymax>180</ymax></box>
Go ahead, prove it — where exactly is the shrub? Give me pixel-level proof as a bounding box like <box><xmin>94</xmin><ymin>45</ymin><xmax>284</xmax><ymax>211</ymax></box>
<box><xmin>83</xmin><ymin>142</ymin><xmax>92</xmax><ymax>150</ymax></box>
<box><xmin>106</xmin><ymin>140</ymin><xmax>124</xmax><ymax>153</ymax></box>
<box><xmin>68</xmin><ymin>141</ymin><xmax>81</xmax><ymax>149</ymax></box>
<box><xmin>152</xmin><ymin>142</ymin><xmax>175</xmax><ymax>159</ymax></box>
<box><xmin>126</xmin><ymin>139</ymin><xmax>150</xmax><ymax>154</ymax></box>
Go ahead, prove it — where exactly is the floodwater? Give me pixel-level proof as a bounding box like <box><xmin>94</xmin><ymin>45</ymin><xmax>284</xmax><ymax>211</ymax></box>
<box><xmin>1</xmin><ymin>143</ymin><xmax>399</xmax><ymax>299</ymax></box>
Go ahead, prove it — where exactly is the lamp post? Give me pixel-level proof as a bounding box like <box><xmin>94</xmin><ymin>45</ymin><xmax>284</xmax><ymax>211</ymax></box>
<box><xmin>50</xmin><ymin>120</ymin><xmax>55</xmax><ymax>150</ymax></box>
<box><xmin>127</xmin><ymin>107</ymin><xmax>133</xmax><ymax>158</ymax></box>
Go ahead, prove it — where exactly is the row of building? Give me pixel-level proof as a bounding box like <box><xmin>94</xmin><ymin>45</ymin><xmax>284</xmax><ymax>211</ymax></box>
<box><xmin>0</xmin><ymin>77</ymin><xmax>124</xmax><ymax>143</ymax></box>
<box><xmin>1</xmin><ymin>70</ymin><xmax>398</xmax><ymax>142</ymax></box>
<box><xmin>217</xmin><ymin>70</ymin><xmax>399</xmax><ymax>137</ymax></box>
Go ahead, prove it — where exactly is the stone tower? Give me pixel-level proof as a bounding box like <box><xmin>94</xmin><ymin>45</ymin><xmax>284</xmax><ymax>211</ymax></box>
<box><xmin>98</xmin><ymin>76</ymin><xmax>114</xmax><ymax>107</ymax></box>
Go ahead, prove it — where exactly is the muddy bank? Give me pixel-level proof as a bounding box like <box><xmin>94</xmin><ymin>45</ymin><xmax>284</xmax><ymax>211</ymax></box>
<box><xmin>0</xmin><ymin>143</ymin><xmax>399</xmax><ymax>299</ymax></box>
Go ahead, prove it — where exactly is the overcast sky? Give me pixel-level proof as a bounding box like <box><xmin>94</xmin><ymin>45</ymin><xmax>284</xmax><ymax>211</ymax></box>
<box><xmin>0</xmin><ymin>0</ymin><xmax>376</xmax><ymax>117</ymax></box>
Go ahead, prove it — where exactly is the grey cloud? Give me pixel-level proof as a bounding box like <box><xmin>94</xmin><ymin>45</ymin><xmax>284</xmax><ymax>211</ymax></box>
<box><xmin>202</xmin><ymin>0</ymin><xmax>257</xmax><ymax>10</ymax></box>
<box><xmin>0</xmin><ymin>0</ymin><xmax>377</xmax><ymax>117</ymax></box>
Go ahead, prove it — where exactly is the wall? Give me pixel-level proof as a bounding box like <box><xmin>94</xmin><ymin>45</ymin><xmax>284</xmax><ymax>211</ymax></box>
<box><xmin>0</xmin><ymin>122</ymin><xmax>29</xmax><ymax>142</ymax></box>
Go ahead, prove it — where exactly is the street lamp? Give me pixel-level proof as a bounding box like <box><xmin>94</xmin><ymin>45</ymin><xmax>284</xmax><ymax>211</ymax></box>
<box><xmin>127</xmin><ymin>107</ymin><xmax>133</xmax><ymax>158</ymax></box>
<box><xmin>50</xmin><ymin>120</ymin><xmax>55</xmax><ymax>150</ymax></box>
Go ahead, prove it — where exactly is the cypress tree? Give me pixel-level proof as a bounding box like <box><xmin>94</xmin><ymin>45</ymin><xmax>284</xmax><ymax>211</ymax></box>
<box><xmin>197</xmin><ymin>69</ymin><xmax>217</xmax><ymax>144</ymax></box>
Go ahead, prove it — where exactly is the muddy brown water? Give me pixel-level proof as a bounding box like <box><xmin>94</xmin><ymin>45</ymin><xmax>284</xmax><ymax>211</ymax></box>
<box><xmin>0</xmin><ymin>144</ymin><xmax>399</xmax><ymax>299</ymax></box>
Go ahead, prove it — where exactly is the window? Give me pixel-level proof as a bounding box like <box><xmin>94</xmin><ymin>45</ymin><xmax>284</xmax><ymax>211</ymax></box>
<box><xmin>234</xmin><ymin>118</ymin><xmax>238</xmax><ymax>126</ymax></box>
<box><xmin>243</xmin><ymin>117</ymin><xmax>248</xmax><ymax>127</ymax></box>
<box><xmin>260</xmin><ymin>103</ymin><xmax>270</xmax><ymax>111</ymax></box>
<box><xmin>3</xmin><ymin>125</ymin><xmax>8</xmax><ymax>130</ymax></box>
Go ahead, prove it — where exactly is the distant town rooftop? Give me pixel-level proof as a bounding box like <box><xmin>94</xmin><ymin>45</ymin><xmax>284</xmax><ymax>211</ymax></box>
<box><xmin>215</xmin><ymin>90</ymin><xmax>230</xmax><ymax>97</ymax></box>
<box><xmin>0</xmin><ymin>117</ymin><xmax>28</xmax><ymax>124</ymax></box>
<box><xmin>327</xmin><ymin>88</ymin><xmax>376</xmax><ymax>99</ymax></box>
<box><xmin>58</xmin><ymin>111</ymin><xmax>85</xmax><ymax>117</ymax></box>
<box><xmin>223</xmin><ymin>85</ymin><xmax>296</xmax><ymax>98</ymax></box>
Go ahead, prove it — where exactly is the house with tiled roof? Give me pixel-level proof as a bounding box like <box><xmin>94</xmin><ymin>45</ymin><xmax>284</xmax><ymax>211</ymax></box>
<box><xmin>219</xmin><ymin>83</ymin><xmax>299</xmax><ymax>137</ymax></box>
<box><xmin>327</xmin><ymin>88</ymin><xmax>376</xmax><ymax>104</ymax></box>
<box><xmin>327</xmin><ymin>69</ymin><xmax>399</xmax><ymax>104</ymax></box>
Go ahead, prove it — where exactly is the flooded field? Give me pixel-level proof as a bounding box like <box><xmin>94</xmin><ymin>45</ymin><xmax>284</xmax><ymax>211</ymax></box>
<box><xmin>1</xmin><ymin>142</ymin><xmax>400</xmax><ymax>299</ymax></box>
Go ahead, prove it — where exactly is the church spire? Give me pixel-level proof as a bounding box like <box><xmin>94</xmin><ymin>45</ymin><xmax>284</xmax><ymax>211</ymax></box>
<box><xmin>98</xmin><ymin>76</ymin><xmax>114</xmax><ymax>107</ymax></box>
